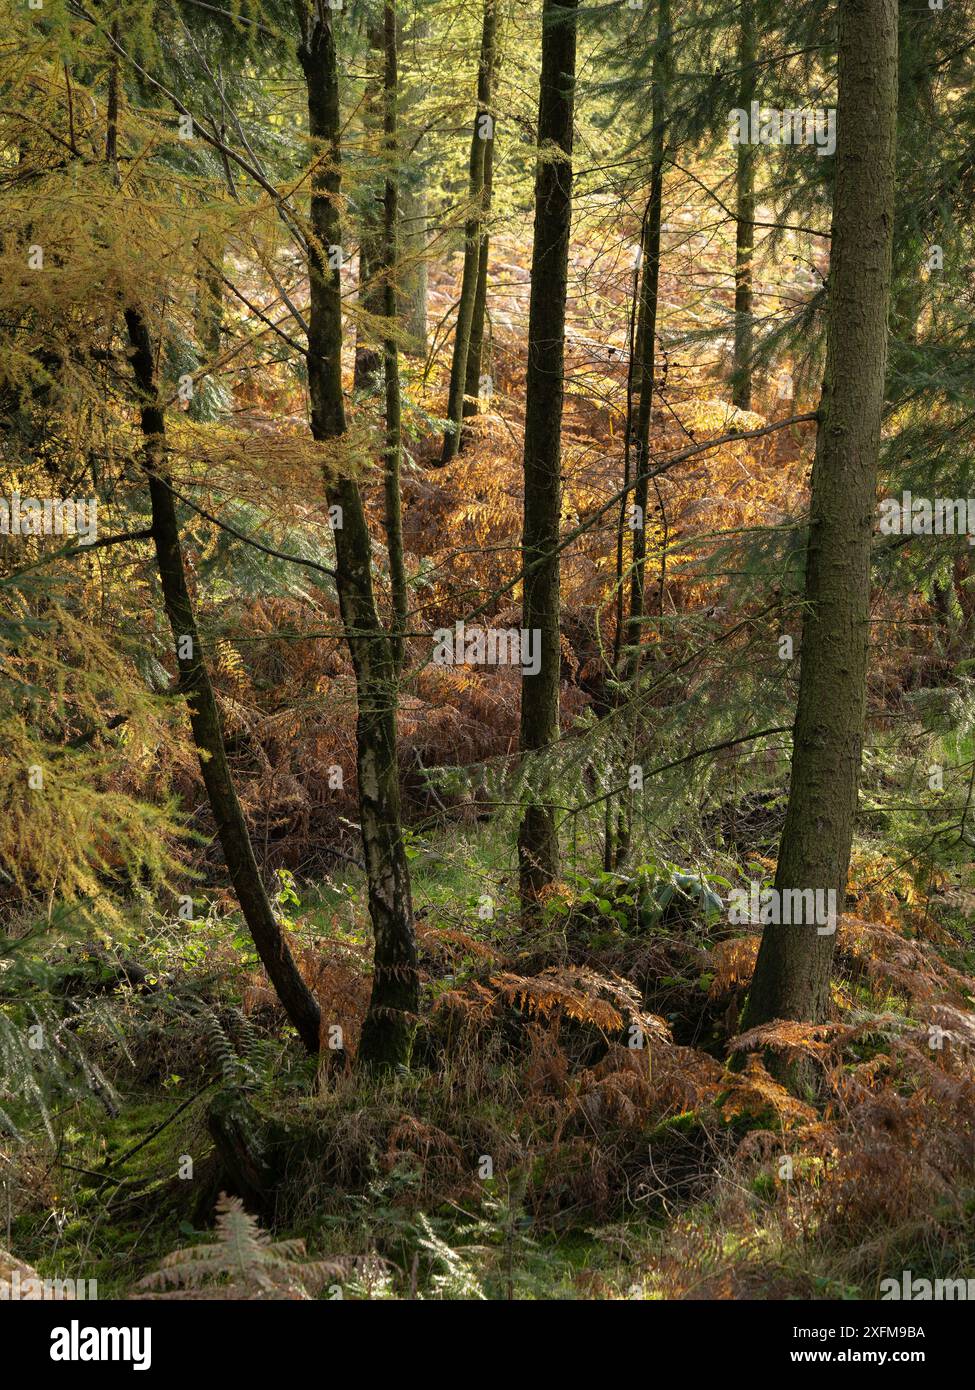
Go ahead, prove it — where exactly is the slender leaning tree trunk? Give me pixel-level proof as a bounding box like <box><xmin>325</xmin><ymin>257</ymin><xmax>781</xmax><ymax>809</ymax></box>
<box><xmin>517</xmin><ymin>0</ymin><xmax>578</xmax><ymax>909</ymax></box>
<box><xmin>297</xmin><ymin>4</ymin><xmax>419</xmax><ymax>1069</ymax></box>
<box><xmin>441</xmin><ymin>0</ymin><xmax>497</xmax><ymax>462</ymax></box>
<box><xmin>732</xmin><ymin>0</ymin><xmax>756</xmax><ymax>411</ymax></box>
<box><xmin>124</xmin><ymin>308</ymin><xmax>322</xmax><ymax>1054</ymax></box>
<box><xmin>740</xmin><ymin>0</ymin><xmax>897</xmax><ymax>1034</ymax></box>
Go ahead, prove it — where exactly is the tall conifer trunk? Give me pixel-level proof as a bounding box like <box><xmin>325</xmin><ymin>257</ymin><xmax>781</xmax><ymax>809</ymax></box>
<box><xmin>382</xmin><ymin>1</ymin><xmax>407</xmax><ymax>671</ymax></box>
<box><xmin>740</xmin><ymin>0</ymin><xmax>897</xmax><ymax>1036</ymax></box>
<box><xmin>462</xmin><ymin>2</ymin><xmax>498</xmax><ymax>430</ymax></box>
<box><xmin>517</xmin><ymin>0</ymin><xmax>578</xmax><ymax>908</ymax></box>
<box><xmin>353</xmin><ymin>39</ymin><xmax>384</xmax><ymax>396</ymax></box>
<box><xmin>297</xmin><ymin>4</ymin><xmax>419</xmax><ymax>1069</ymax></box>
<box><xmin>399</xmin><ymin>15</ymin><xmax>430</xmax><ymax>357</ymax></box>
<box><xmin>609</xmin><ymin>0</ymin><xmax>670</xmax><ymax>871</ymax></box>
<box><xmin>732</xmin><ymin>0</ymin><xmax>756</xmax><ymax>411</ymax></box>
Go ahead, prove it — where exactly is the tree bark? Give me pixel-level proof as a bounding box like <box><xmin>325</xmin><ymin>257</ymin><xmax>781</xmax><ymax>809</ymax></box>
<box><xmin>462</xmin><ymin>6</ymin><xmax>499</xmax><ymax>430</ymax></box>
<box><xmin>297</xmin><ymin>4</ymin><xmax>419</xmax><ymax>1070</ymax></box>
<box><xmin>399</xmin><ymin>15</ymin><xmax>430</xmax><ymax>357</ymax></box>
<box><xmin>382</xmin><ymin>0</ymin><xmax>407</xmax><ymax>671</ymax></box>
<box><xmin>354</xmin><ymin>34</ymin><xmax>384</xmax><ymax>396</ymax></box>
<box><xmin>740</xmin><ymin>0</ymin><xmax>897</xmax><ymax>1037</ymax></box>
<box><xmin>517</xmin><ymin>0</ymin><xmax>578</xmax><ymax>908</ymax></box>
<box><xmin>124</xmin><ymin>307</ymin><xmax>322</xmax><ymax>1055</ymax></box>
<box><xmin>440</xmin><ymin>0</ymin><xmax>497</xmax><ymax>462</ymax></box>
<box><xmin>610</xmin><ymin>0</ymin><xmax>670</xmax><ymax>872</ymax></box>
<box><xmin>400</xmin><ymin>170</ymin><xmax>429</xmax><ymax>356</ymax></box>
<box><xmin>625</xmin><ymin>0</ymin><xmax>669</xmax><ymax>687</ymax></box>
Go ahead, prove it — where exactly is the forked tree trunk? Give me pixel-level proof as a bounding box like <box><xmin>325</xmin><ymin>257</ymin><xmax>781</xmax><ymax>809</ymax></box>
<box><xmin>517</xmin><ymin>0</ymin><xmax>578</xmax><ymax>908</ymax></box>
<box><xmin>124</xmin><ymin>308</ymin><xmax>322</xmax><ymax>1055</ymax></box>
<box><xmin>297</xmin><ymin>5</ymin><xmax>419</xmax><ymax>1070</ymax></box>
<box><xmin>441</xmin><ymin>0</ymin><xmax>497</xmax><ymax>462</ymax></box>
<box><xmin>740</xmin><ymin>0</ymin><xmax>897</xmax><ymax>1037</ymax></box>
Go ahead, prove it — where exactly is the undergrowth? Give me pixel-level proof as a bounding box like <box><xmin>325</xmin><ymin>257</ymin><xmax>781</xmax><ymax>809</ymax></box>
<box><xmin>1</xmin><ymin>828</ymin><xmax>973</xmax><ymax>1300</ymax></box>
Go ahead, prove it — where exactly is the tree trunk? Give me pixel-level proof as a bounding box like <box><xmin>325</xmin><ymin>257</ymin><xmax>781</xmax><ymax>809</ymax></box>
<box><xmin>400</xmin><ymin>170</ymin><xmax>429</xmax><ymax>357</ymax></box>
<box><xmin>625</xmin><ymin>0</ymin><xmax>669</xmax><ymax>685</ymax></box>
<box><xmin>354</xmin><ymin>35</ymin><xmax>385</xmax><ymax>396</ymax></box>
<box><xmin>517</xmin><ymin>0</ymin><xmax>578</xmax><ymax>908</ymax></box>
<box><xmin>732</xmin><ymin>0</ymin><xmax>756</xmax><ymax>411</ymax></box>
<box><xmin>462</xmin><ymin>123</ymin><xmax>494</xmax><ymax>431</ymax></box>
<box><xmin>613</xmin><ymin>0</ymin><xmax>670</xmax><ymax>871</ymax></box>
<box><xmin>207</xmin><ymin>1087</ymin><xmax>277</xmax><ymax>1219</ymax></box>
<box><xmin>124</xmin><ymin>307</ymin><xmax>322</xmax><ymax>1055</ymax></box>
<box><xmin>890</xmin><ymin>2</ymin><xmax>928</xmax><ymax>353</ymax></box>
<box><xmin>440</xmin><ymin>0</ymin><xmax>497</xmax><ymax>463</ymax></box>
<box><xmin>193</xmin><ymin>227</ymin><xmax>225</xmax><ymax>419</ymax></box>
<box><xmin>739</xmin><ymin>0</ymin><xmax>897</xmax><ymax>1037</ymax></box>
<box><xmin>297</xmin><ymin>5</ymin><xmax>419</xmax><ymax>1070</ymax></box>
<box><xmin>399</xmin><ymin>15</ymin><xmax>430</xmax><ymax>358</ymax></box>
<box><xmin>463</xmin><ymin>9</ymin><xmax>499</xmax><ymax>430</ymax></box>
<box><xmin>382</xmin><ymin>0</ymin><xmax>407</xmax><ymax>671</ymax></box>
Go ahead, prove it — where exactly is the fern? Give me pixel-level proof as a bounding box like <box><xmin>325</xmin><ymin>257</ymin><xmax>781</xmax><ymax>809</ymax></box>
<box><xmin>136</xmin><ymin>1194</ymin><xmax>348</xmax><ymax>1300</ymax></box>
<box><xmin>415</xmin><ymin>1213</ymin><xmax>487</xmax><ymax>1301</ymax></box>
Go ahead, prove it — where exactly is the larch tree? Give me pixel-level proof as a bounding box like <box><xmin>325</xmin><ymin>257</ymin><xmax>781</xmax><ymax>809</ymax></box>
<box><xmin>105</xmin><ymin>21</ymin><xmax>324</xmax><ymax>1055</ymax></box>
<box><xmin>124</xmin><ymin>306</ymin><xmax>323</xmax><ymax>1056</ymax></box>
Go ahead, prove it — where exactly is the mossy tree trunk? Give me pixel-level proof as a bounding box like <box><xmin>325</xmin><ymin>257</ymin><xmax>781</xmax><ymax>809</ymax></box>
<box><xmin>517</xmin><ymin>0</ymin><xmax>578</xmax><ymax>908</ymax></box>
<box><xmin>740</xmin><ymin>0</ymin><xmax>897</xmax><ymax>1036</ymax></box>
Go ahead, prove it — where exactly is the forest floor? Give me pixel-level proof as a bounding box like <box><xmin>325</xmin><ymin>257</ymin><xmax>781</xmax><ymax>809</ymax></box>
<box><xmin>4</xmin><ymin>819</ymin><xmax>975</xmax><ymax>1301</ymax></box>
